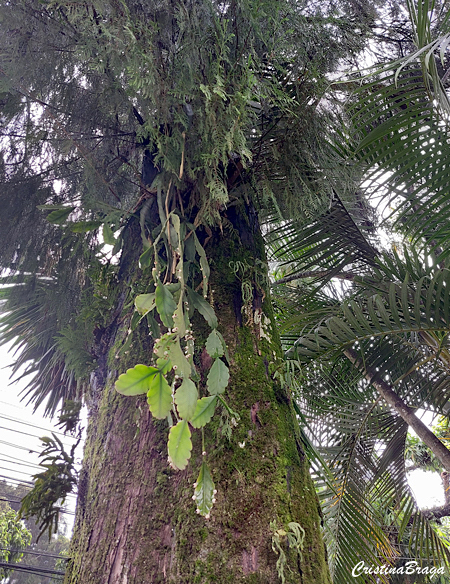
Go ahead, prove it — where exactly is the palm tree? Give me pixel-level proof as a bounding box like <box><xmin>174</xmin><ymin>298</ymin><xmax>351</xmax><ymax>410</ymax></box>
<box><xmin>0</xmin><ymin>0</ymin><xmax>387</xmax><ymax>582</ymax></box>
<box><xmin>268</xmin><ymin>1</ymin><xmax>450</xmax><ymax>580</ymax></box>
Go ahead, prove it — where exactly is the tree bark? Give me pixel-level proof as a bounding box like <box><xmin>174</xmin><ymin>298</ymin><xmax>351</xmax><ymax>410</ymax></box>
<box><xmin>65</xmin><ymin>207</ymin><xmax>331</xmax><ymax>583</ymax></box>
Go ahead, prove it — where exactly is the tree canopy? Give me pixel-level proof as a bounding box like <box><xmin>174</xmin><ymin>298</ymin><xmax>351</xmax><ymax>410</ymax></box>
<box><xmin>2</xmin><ymin>0</ymin><xmax>450</xmax><ymax>582</ymax></box>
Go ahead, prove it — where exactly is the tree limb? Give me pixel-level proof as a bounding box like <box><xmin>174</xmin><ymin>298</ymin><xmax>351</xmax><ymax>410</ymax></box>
<box><xmin>344</xmin><ymin>347</ymin><xmax>450</xmax><ymax>472</ymax></box>
<box><xmin>273</xmin><ymin>270</ymin><xmax>357</xmax><ymax>285</ymax></box>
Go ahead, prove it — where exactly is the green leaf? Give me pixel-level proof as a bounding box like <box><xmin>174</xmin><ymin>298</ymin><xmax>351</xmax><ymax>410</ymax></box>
<box><xmin>115</xmin><ymin>364</ymin><xmax>158</xmax><ymax>396</ymax></box>
<box><xmin>37</xmin><ymin>204</ymin><xmax>68</xmax><ymax>210</ymax></box>
<box><xmin>130</xmin><ymin>310</ymin><xmax>142</xmax><ymax>331</ymax></box>
<box><xmin>139</xmin><ymin>246</ymin><xmax>153</xmax><ymax>269</ymax></box>
<box><xmin>215</xmin><ymin>330</ymin><xmax>230</xmax><ymax>363</ymax></box>
<box><xmin>147</xmin><ymin>371</ymin><xmax>172</xmax><ymax>419</ymax></box>
<box><xmin>70</xmin><ymin>220</ymin><xmax>102</xmax><ymax>233</ymax></box>
<box><xmin>205</xmin><ymin>330</ymin><xmax>224</xmax><ymax>358</ymax></box>
<box><xmin>207</xmin><ymin>359</ymin><xmax>229</xmax><ymax>395</ymax></box>
<box><xmin>194</xmin><ymin>461</ymin><xmax>216</xmax><ymax>517</ymax></box>
<box><xmin>103</xmin><ymin>223</ymin><xmax>117</xmax><ymax>245</ymax></box>
<box><xmin>186</xmin><ymin>286</ymin><xmax>218</xmax><ymax>329</ymax></box>
<box><xmin>135</xmin><ymin>293</ymin><xmax>155</xmax><ymax>315</ymax></box>
<box><xmin>147</xmin><ymin>312</ymin><xmax>160</xmax><ymax>338</ymax></box>
<box><xmin>174</xmin><ymin>378</ymin><xmax>198</xmax><ymax>420</ymax></box>
<box><xmin>168</xmin><ymin>420</ymin><xmax>192</xmax><ymax>470</ymax></box>
<box><xmin>193</xmin><ymin>232</ymin><xmax>210</xmax><ymax>295</ymax></box>
<box><xmin>112</xmin><ymin>237</ymin><xmax>123</xmax><ymax>255</ymax></box>
<box><xmin>45</xmin><ymin>207</ymin><xmax>74</xmax><ymax>224</ymax></box>
<box><xmin>156</xmin><ymin>358</ymin><xmax>172</xmax><ymax>375</ymax></box>
<box><xmin>190</xmin><ymin>396</ymin><xmax>217</xmax><ymax>428</ymax></box>
<box><xmin>173</xmin><ymin>294</ymin><xmax>187</xmax><ymax>337</ymax></box>
<box><xmin>185</xmin><ymin>232</ymin><xmax>195</xmax><ymax>262</ymax></box>
<box><xmin>167</xmin><ymin>338</ymin><xmax>191</xmax><ymax>378</ymax></box>
<box><xmin>155</xmin><ymin>281</ymin><xmax>177</xmax><ymax>328</ymax></box>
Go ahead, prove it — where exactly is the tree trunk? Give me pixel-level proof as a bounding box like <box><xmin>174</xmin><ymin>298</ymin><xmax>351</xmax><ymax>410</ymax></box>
<box><xmin>65</xmin><ymin>206</ymin><xmax>331</xmax><ymax>584</ymax></box>
<box><xmin>344</xmin><ymin>347</ymin><xmax>450</xmax><ymax>471</ymax></box>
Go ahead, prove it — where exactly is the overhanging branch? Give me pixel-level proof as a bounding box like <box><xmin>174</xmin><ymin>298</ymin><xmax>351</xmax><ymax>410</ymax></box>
<box><xmin>273</xmin><ymin>270</ymin><xmax>357</xmax><ymax>285</ymax></box>
<box><xmin>344</xmin><ymin>347</ymin><xmax>450</xmax><ymax>472</ymax></box>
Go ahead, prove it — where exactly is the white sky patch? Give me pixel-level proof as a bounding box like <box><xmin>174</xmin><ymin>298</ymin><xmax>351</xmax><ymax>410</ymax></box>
<box><xmin>409</xmin><ymin>469</ymin><xmax>445</xmax><ymax>508</ymax></box>
<box><xmin>0</xmin><ymin>343</ymin><xmax>83</xmax><ymax>535</ymax></box>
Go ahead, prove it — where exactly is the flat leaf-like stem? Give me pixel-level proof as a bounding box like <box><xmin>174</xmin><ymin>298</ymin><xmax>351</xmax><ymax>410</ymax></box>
<box><xmin>168</xmin><ymin>420</ymin><xmax>192</xmax><ymax>470</ymax></box>
<box><xmin>115</xmin><ymin>364</ymin><xmax>159</xmax><ymax>396</ymax></box>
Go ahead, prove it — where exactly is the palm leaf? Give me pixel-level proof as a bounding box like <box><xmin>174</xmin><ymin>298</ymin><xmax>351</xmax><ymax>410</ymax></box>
<box><xmin>296</xmin><ymin>359</ymin><xmax>450</xmax><ymax>580</ymax></box>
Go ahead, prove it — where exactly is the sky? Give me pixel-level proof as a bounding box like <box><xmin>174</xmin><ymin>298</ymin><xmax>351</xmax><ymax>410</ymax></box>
<box><xmin>0</xmin><ymin>343</ymin><xmax>81</xmax><ymax>534</ymax></box>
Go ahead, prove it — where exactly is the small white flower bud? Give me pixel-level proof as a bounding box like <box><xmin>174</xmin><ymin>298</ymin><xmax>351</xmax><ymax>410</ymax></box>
<box><xmin>212</xmin><ymin>498</ymin><xmax>216</xmax><ymax>504</ymax></box>
<box><xmin>173</xmin><ymin>365</ymin><xmax>178</xmax><ymax>370</ymax></box>
<box><xmin>192</xmin><ymin>495</ymin><xmax>196</xmax><ymax>500</ymax></box>
<box><xmin>202</xmin><ymin>451</ymin><xmax>206</xmax><ymax>456</ymax></box>
<box><xmin>196</xmin><ymin>509</ymin><xmax>200</xmax><ymax>514</ymax></box>
<box><xmin>213</xmin><ymin>489</ymin><xmax>217</xmax><ymax>495</ymax></box>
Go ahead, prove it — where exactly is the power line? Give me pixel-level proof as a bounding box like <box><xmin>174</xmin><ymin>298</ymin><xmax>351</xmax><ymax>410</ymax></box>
<box><xmin>0</xmin><ymin>438</ymin><xmax>39</xmax><ymax>453</ymax></box>
<box><xmin>0</xmin><ymin>547</ymin><xmax>69</xmax><ymax>560</ymax></box>
<box><xmin>0</xmin><ymin>468</ymin><xmax>78</xmax><ymax>500</ymax></box>
<box><xmin>0</xmin><ymin>453</ymin><xmax>82</xmax><ymax>483</ymax></box>
<box><xmin>0</xmin><ymin>466</ymin><xmax>37</xmax><ymax>479</ymax></box>
<box><xmin>0</xmin><ymin>439</ymin><xmax>82</xmax><ymax>476</ymax></box>
<box><xmin>0</xmin><ymin>561</ymin><xmax>65</xmax><ymax>578</ymax></box>
<box><xmin>0</xmin><ymin>496</ymin><xmax>75</xmax><ymax>515</ymax></box>
<box><xmin>0</xmin><ymin>412</ymin><xmax>78</xmax><ymax>440</ymax></box>
<box><xmin>0</xmin><ymin>475</ymin><xmax>78</xmax><ymax>499</ymax></box>
<box><xmin>0</xmin><ymin>474</ymin><xmax>78</xmax><ymax>500</ymax></box>
<box><xmin>0</xmin><ymin>474</ymin><xmax>33</xmax><ymax>486</ymax></box>
<box><xmin>0</xmin><ymin>454</ymin><xmax>42</xmax><ymax>470</ymax></box>
<box><xmin>0</xmin><ymin>424</ymin><xmax>75</xmax><ymax>445</ymax></box>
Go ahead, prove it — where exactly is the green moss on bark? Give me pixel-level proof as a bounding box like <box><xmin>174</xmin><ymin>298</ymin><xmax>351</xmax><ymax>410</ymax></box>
<box><xmin>65</xmin><ymin>220</ymin><xmax>330</xmax><ymax>584</ymax></box>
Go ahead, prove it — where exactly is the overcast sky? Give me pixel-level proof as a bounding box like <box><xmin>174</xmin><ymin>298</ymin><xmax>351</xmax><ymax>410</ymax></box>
<box><xmin>0</xmin><ymin>343</ymin><xmax>81</xmax><ymax>532</ymax></box>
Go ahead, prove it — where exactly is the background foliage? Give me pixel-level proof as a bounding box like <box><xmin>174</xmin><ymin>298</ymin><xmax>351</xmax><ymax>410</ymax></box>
<box><xmin>2</xmin><ymin>0</ymin><xmax>450</xmax><ymax>582</ymax></box>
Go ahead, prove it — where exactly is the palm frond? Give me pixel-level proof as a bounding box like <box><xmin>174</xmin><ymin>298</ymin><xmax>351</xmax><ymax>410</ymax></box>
<box><xmin>267</xmin><ymin>191</ymin><xmax>379</xmax><ymax>296</ymax></box>
<box><xmin>296</xmin><ymin>359</ymin><xmax>450</xmax><ymax>581</ymax></box>
<box><xmin>338</xmin><ymin>64</ymin><xmax>450</xmax><ymax>258</ymax></box>
<box><xmin>0</xmin><ymin>276</ymin><xmax>88</xmax><ymax>416</ymax></box>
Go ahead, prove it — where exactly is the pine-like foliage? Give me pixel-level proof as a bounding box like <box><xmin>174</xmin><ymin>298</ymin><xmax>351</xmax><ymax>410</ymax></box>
<box><xmin>2</xmin><ymin>0</ymin><xmax>443</xmax><ymax>581</ymax></box>
<box><xmin>0</xmin><ymin>0</ymin><xmax>378</xmax><ymax>413</ymax></box>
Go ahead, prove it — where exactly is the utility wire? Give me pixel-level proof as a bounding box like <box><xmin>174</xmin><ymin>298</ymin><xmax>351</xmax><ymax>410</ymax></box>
<box><xmin>0</xmin><ymin>547</ymin><xmax>69</xmax><ymax>560</ymax></box>
<box><xmin>0</xmin><ymin>454</ymin><xmax>42</xmax><ymax>470</ymax></box>
<box><xmin>0</xmin><ymin>468</ymin><xmax>80</xmax><ymax>499</ymax></box>
<box><xmin>0</xmin><ymin>497</ymin><xmax>75</xmax><ymax>516</ymax></box>
<box><xmin>0</xmin><ymin>474</ymin><xmax>33</xmax><ymax>486</ymax></box>
<box><xmin>0</xmin><ymin>471</ymin><xmax>78</xmax><ymax>497</ymax></box>
<box><xmin>0</xmin><ymin>561</ymin><xmax>65</xmax><ymax>577</ymax></box>
<box><xmin>0</xmin><ymin>412</ymin><xmax>78</xmax><ymax>440</ymax></box>
<box><xmin>0</xmin><ymin>424</ymin><xmax>75</xmax><ymax>445</ymax></box>
<box><xmin>0</xmin><ymin>465</ymin><xmax>40</xmax><ymax>478</ymax></box>
<box><xmin>0</xmin><ymin>438</ymin><xmax>39</xmax><ymax>452</ymax></box>
<box><xmin>0</xmin><ymin>476</ymin><xmax>78</xmax><ymax>499</ymax></box>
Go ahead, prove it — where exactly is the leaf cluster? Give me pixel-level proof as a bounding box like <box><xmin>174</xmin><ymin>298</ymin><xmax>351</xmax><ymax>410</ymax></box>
<box><xmin>19</xmin><ymin>434</ymin><xmax>80</xmax><ymax>542</ymax></box>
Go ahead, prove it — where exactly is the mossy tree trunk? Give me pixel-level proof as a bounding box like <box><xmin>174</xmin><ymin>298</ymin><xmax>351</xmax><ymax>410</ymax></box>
<box><xmin>65</xmin><ymin>204</ymin><xmax>331</xmax><ymax>584</ymax></box>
